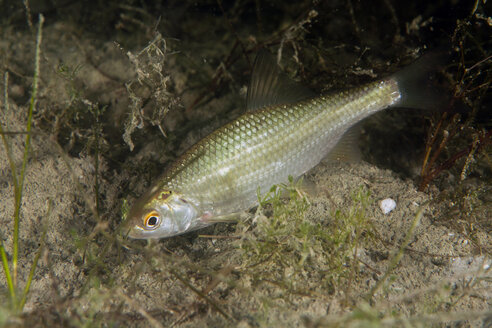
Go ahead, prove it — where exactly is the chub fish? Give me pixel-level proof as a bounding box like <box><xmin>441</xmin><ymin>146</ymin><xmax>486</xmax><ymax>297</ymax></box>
<box><xmin>125</xmin><ymin>50</ymin><xmax>442</xmax><ymax>239</ymax></box>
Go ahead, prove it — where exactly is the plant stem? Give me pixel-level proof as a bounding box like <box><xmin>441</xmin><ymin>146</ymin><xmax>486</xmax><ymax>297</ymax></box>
<box><xmin>0</xmin><ymin>240</ymin><xmax>15</xmax><ymax>304</ymax></box>
<box><xmin>19</xmin><ymin>218</ymin><xmax>48</xmax><ymax>311</ymax></box>
<box><xmin>13</xmin><ymin>13</ymin><xmax>44</xmax><ymax>300</ymax></box>
<box><xmin>0</xmin><ymin>64</ymin><xmax>19</xmax><ymax>308</ymax></box>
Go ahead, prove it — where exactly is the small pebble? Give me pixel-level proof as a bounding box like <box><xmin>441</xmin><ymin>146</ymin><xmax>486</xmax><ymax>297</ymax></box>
<box><xmin>380</xmin><ymin>198</ymin><xmax>396</xmax><ymax>214</ymax></box>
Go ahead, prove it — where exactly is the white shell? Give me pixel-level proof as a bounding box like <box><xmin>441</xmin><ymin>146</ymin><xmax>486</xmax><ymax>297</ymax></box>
<box><xmin>380</xmin><ymin>198</ymin><xmax>396</xmax><ymax>214</ymax></box>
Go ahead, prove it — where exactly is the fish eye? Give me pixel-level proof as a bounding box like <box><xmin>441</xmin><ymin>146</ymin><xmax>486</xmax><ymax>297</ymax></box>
<box><xmin>143</xmin><ymin>211</ymin><xmax>160</xmax><ymax>230</ymax></box>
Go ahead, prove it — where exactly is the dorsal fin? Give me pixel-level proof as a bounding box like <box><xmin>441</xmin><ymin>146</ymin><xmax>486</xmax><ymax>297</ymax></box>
<box><xmin>246</xmin><ymin>50</ymin><xmax>315</xmax><ymax>111</ymax></box>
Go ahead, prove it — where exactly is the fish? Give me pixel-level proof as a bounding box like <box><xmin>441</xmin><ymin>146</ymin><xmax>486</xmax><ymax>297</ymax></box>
<box><xmin>124</xmin><ymin>50</ymin><xmax>444</xmax><ymax>239</ymax></box>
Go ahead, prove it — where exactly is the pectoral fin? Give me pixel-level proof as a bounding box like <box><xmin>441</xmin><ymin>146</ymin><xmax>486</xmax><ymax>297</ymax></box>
<box><xmin>201</xmin><ymin>212</ymin><xmax>242</xmax><ymax>224</ymax></box>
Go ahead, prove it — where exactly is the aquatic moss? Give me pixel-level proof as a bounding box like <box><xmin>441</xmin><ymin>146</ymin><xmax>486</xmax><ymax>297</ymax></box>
<box><xmin>235</xmin><ymin>178</ymin><xmax>375</xmax><ymax>305</ymax></box>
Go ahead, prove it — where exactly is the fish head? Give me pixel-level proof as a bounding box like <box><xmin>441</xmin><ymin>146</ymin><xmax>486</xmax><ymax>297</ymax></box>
<box><xmin>124</xmin><ymin>187</ymin><xmax>199</xmax><ymax>239</ymax></box>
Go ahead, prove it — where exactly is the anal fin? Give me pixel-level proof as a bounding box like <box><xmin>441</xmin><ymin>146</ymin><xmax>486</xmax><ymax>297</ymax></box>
<box><xmin>326</xmin><ymin>125</ymin><xmax>362</xmax><ymax>163</ymax></box>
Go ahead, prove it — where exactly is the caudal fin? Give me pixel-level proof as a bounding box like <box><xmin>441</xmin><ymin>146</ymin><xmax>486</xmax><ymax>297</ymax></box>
<box><xmin>392</xmin><ymin>51</ymin><xmax>450</xmax><ymax>110</ymax></box>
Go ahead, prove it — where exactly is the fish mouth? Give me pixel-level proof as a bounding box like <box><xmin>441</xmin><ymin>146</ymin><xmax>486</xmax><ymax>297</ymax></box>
<box><xmin>125</xmin><ymin>226</ymin><xmax>146</xmax><ymax>239</ymax></box>
<box><xmin>119</xmin><ymin>218</ymin><xmax>144</xmax><ymax>239</ymax></box>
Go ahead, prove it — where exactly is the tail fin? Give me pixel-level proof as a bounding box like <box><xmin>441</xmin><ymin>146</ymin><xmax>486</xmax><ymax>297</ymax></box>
<box><xmin>392</xmin><ymin>51</ymin><xmax>450</xmax><ymax>110</ymax></box>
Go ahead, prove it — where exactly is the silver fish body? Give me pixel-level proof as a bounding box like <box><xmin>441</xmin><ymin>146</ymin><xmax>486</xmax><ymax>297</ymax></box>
<box><xmin>165</xmin><ymin>80</ymin><xmax>399</xmax><ymax>216</ymax></box>
<box><xmin>125</xmin><ymin>51</ymin><xmax>436</xmax><ymax>239</ymax></box>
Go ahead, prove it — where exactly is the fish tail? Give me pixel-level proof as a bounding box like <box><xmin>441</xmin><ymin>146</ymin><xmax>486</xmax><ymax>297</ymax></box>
<box><xmin>391</xmin><ymin>50</ymin><xmax>450</xmax><ymax>110</ymax></box>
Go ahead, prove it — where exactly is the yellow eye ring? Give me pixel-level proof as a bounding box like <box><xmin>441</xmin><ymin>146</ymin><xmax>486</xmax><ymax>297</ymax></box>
<box><xmin>143</xmin><ymin>211</ymin><xmax>160</xmax><ymax>230</ymax></box>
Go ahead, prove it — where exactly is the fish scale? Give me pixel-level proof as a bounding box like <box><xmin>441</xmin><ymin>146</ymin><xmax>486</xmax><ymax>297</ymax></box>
<box><xmin>162</xmin><ymin>80</ymin><xmax>400</xmax><ymax>216</ymax></box>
